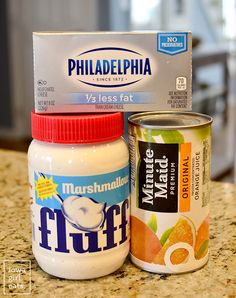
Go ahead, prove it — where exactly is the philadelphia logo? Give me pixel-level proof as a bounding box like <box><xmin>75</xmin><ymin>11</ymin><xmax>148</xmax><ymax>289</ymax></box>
<box><xmin>67</xmin><ymin>47</ymin><xmax>152</xmax><ymax>88</ymax></box>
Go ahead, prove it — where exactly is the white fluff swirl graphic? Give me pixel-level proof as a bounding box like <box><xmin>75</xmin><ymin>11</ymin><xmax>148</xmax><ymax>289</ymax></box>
<box><xmin>62</xmin><ymin>196</ymin><xmax>106</xmax><ymax>232</ymax></box>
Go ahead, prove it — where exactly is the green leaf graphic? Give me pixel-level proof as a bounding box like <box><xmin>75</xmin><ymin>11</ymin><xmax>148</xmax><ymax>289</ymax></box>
<box><xmin>160</xmin><ymin>227</ymin><xmax>174</xmax><ymax>246</ymax></box>
<box><xmin>147</xmin><ymin>214</ymin><xmax>157</xmax><ymax>233</ymax></box>
<box><xmin>150</xmin><ymin>130</ymin><xmax>161</xmax><ymax>138</ymax></box>
<box><xmin>196</xmin><ymin>240</ymin><xmax>209</xmax><ymax>258</ymax></box>
<box><xmin>143</xmin><ymin>130</ymin><xmax>156</xmax><ymax>143</ymax></box>
<box><xmin>136</xmin><ymin>127</ymin><xmax>142</xmax><ymax>138</ymax></box>
<box><xmin>136</xmin><ymin>139</ymin><xmax>140</xmax><ymax>159</ymax></box>
<box><xmin>160</xmin><ymin>130</ymin><xmax>184</xmax><ymax>144</ymax></box>
<box><xmin>194</xmin><ymin>126</ymin><xmax>211</xmax><ymax>141</ymax></box>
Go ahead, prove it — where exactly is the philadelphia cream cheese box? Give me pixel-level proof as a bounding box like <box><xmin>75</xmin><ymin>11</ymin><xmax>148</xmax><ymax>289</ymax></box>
<box><xmin>33</xmin><ymin>31</ymin><xmax>192</xmax><ymax>113</ymax></box>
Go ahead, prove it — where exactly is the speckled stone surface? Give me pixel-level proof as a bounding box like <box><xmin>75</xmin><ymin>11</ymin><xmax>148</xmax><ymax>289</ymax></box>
<box><xmin>0</xmin><ymin>149</ymin><xmax>235</xmax><ymax>298</ymax></box>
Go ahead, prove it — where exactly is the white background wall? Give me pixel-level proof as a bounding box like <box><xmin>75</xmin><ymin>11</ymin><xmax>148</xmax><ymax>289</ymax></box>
<box><xmin>2</xmin><ymin>0</ymin><xmax>234</xmax><ymax>139</ymax></box>
<box><xmin>3</xmin><ymin>0</ymin><xmax>99</xmax><ymax>138</ymax></box>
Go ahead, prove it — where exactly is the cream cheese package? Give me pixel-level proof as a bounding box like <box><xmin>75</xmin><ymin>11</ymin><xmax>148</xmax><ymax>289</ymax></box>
<box><xmin>33</xmin><ymin>31</ymin><xmax>192</xmax><ymax>113</ymax></box>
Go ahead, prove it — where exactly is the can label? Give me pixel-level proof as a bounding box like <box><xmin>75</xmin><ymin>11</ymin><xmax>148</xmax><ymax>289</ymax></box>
<box><xmin>29</xmin><ymin>166</ymin><xmax>129</xmax><ymax>256</ymax></box>
<box><xmin>138</xmin><ymin>141</ymin><xmax>179</xmax><ymax>212</ymax></box>
<box><xmin>129</xmin><ymin>125</ymin><xmax>210</xmax><ymax>273</ymax></box>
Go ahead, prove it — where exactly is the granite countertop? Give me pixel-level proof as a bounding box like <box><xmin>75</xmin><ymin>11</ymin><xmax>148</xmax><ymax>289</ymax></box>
<box><xmin>0</xmin><ymin>149</ymin><xmax>235</xmax><ymax>297</ymax></box>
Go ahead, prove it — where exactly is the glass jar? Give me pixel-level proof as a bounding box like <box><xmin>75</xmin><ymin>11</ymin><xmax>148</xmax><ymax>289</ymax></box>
<box><xmin>28</xmin><ymin>112</ymin><xmax>130</xmax><ymax>279</ymax></box>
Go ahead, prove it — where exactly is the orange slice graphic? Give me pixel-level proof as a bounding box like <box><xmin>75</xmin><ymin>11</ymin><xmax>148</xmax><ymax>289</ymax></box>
<box><xmin>131</xmin><ymin>216</ymin><xmax>162</xmax><ymax>263</ymax></box>
<box><xmin>153</xmin><ymin>216</ymin><xmax>196</xmax><ymax>265</ymax></box>
<box><xmin>194</xmin><ymin>216</ymin><xmax>209</xmax><ymax>260</ymax></box>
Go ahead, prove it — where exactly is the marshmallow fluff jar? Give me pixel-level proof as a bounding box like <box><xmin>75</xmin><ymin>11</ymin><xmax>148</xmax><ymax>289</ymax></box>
<box><xmin>28</xmin><ymin>112</ymin><xmax>130</xmax><ymax>279</ymax></box>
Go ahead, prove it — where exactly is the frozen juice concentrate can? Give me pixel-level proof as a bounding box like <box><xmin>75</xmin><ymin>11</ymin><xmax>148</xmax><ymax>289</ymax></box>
<box><xmin>128</xmin><ymin>112</ymin><xmax>212</xmax><ymax>274</ymax></box>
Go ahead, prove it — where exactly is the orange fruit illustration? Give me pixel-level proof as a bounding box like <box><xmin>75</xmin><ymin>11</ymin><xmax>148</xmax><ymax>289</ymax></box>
<box><xmin>153</xmin><ymin>217</ymin><xmax>195</xmax><ymax>265</ymax></box>
<box><xmin>131</xmin><ymin>215</ymin><xmax>162</xmax><ymax>263</ymax></box>
<box><xmin>194</xmin><ymin>216</ymin><xmax>209</xmax><ymax>259</ymax></box>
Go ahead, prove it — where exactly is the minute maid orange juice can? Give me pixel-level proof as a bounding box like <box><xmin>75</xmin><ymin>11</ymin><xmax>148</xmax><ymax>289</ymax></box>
<box><xmin>128</xmin><ymin>112</ymin><xmax>212</xmax><ymax>274</ymax></box>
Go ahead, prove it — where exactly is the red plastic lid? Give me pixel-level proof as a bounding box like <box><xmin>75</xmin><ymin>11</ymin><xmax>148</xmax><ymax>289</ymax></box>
<box><xmin>31</xmin><ymin>112</ymin><xmax>124</xmax><ymax>144</ymax></box>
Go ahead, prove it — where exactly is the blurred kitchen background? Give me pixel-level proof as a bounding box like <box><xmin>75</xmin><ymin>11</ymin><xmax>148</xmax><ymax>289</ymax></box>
<box><xmin>0</xmin><ymin>0</ymin><xmax>236</xmax><ymax>182</ymax></box>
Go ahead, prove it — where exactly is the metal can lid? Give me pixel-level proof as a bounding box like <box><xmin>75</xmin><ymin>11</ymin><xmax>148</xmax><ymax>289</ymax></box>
<box><xmin>128</xmin><ymin>111</ymin><xmax>212</xmax><ymax>130</ymax></box>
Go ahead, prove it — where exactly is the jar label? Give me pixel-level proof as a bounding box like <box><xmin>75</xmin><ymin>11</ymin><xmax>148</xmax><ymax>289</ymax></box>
<box><xmin>30</xmin><ymin>165</ymin><xmax>130</xmax><ymax>255</ymax></box>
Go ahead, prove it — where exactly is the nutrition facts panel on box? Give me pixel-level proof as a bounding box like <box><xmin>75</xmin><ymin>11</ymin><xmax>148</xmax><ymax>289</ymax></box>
<box><xmin>167</xmin><ymin>90</ymin><xmax>188</xmax><ymax>109</ymax></box>
<box><xmin>176</xmin><ymin>77</ymin><xmax>187</xmax><ymax>91</ymax></box>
